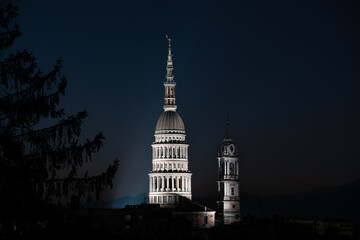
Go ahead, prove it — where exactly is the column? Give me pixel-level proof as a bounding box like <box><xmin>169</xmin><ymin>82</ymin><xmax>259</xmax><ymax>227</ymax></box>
<box><xmin>237</xmin><ymin>161</ymin><xmax>239</xmax><ymax>176</ymax></box>
<box><xmin>161</xmin><ymin>176</ymin><xmax>165</xmax><ymax>191</ymax></box>
<box><xmin>187</xmin><ymin>177</ymin><xmax>189</xmax><ymax>191</ymax></box>
<box><xmin>156</xmin><ymin>176</ymin><xmax>160</xmax><ymax>192</ymax></box>
<box><xmin>235</xmin><ymin>162</ymin><xmax>237</xmax><ymax>176</ymax></box>
<box><xmin>184</xmin><ymin>176</ymin><xmax>186</xmax><ymax>191</ymax></box>
<box><xmin>149</xmin><ymin>176</ymin><xmax>152</xmax><ymax>192</ymax></box>
<box><xmin>187</xmin><ymin>177</ymin><xmax>190</xmax><ymax>192</ymax></box>
<box><xmin>189</xmin><ymin>177</ymin><xmax>191</xmax><ymax>191</ymax></box>
<box><xmin>166</xmin><ymin>177</ymin><xmax>169</xmax><ymax>191</ymax></box>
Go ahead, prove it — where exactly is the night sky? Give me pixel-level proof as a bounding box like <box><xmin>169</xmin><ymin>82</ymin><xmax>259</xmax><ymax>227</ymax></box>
<box><xmin>13</xmin><ymin>0</ymin><xmax>360</xmax><ymax>200</ymax></box>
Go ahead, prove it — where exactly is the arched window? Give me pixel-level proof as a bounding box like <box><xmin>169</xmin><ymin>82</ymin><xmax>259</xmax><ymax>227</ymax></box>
<box><xmin>229</xmin><ymin>162</ymin><xmax>234</xmax><ymax>175</ymax></box>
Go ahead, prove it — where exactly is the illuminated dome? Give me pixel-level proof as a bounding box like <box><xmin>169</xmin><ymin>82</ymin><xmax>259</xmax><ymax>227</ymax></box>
<box><xmin>155</xmin><ymin>110</ymin><xmax>185</xmax><ymax>132</ymax></box>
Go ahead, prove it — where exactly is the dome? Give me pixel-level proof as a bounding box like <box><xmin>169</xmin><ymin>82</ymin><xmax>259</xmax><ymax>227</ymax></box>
<box><xmin>155</xmin><ymin>110</ymin><xmax>185</xmax><ymax>132</ymax></box>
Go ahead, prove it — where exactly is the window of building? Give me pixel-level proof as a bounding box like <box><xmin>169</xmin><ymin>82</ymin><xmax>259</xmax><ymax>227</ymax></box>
<box><xmin>231</xmin><ymin>186</ymin><xmax>234</xmax><ymax>195</ymax></box>
<box><xmin>165</xmin><ymin>163</ymin><xmax>167</xmax><ymax>169</ymax></box>
<box><xmin>125</xmin><ymin>215</ymin><xmax>131</xmax><ymax>221</ymax></box>
<box><xmin>174</xmin><ymin>196</ymin><xmax>177</xmax><ymax>203</ymax></box>
<box><xmin>232</xmin><ymin>204</ymin><xmax>236</xmax><ymax>208</ymax></box>
<box><xmin>204</xmin><ymin>215</ymin><xmax>208</xmax><ymax>224</ymax></box>
<box><xmin>168</xmin><ymin>196</ymin><xmax>172</xmax><ymax>203</ymax></box>
<box><xmin>229</xmin><ymin>162</ymin><xmax>234</xmax><ymax>175</ymax></box>
<box><xmin>169</xmin><ymin>164</ymin><xmax>172</xmax><ymax>169</ymax></box>
<box><xmin>158</xmin><ymin>196</ymin><xmax>162</xmax><ymax>204</ymax></box>
<box><xmin>163</xmin><ymin>196</ymin><xmax>167</xmax><ymax>203</ymax></box>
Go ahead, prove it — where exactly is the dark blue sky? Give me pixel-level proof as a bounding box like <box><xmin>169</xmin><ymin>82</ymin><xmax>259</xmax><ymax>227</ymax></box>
<box><xmin>13</xmin><ymin>0</ymin><xmax>360</xmax><ymax>199</ymax></box>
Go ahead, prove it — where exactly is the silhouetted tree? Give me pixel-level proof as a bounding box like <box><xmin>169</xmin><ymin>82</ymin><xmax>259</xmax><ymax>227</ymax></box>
<box><xmin>0</xmin><ymin>2</ymin><xmax>119</xmax><ymax>236</ymax></box>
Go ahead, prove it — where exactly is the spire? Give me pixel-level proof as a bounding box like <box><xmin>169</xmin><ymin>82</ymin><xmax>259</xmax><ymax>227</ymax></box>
<box><xmin>224</xmin><ymin>111</ymin><xmax>232</xmax><ymax>141</ymax></box>
<box><xmin>165</xmin><ymin>35</ymin><xmax>174</xmax><ymax>83</ymax></box>
<box><xmin>163</xmin><ymin>35</ymin><xmax>177</xmax><ymax>111</ymax></box>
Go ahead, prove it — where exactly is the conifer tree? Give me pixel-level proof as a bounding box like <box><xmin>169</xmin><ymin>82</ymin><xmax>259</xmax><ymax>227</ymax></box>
<box><xmin>0</xmin><ymin>2</ymin><xmax>119</xmax><ymax>233</ymax></box>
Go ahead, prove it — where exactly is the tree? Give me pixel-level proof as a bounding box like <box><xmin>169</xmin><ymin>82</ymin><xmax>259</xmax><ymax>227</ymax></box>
<box><xmin>0</xmin><ymin>2</ymin><xmax>119</xmax><ymax>235</ymax></box>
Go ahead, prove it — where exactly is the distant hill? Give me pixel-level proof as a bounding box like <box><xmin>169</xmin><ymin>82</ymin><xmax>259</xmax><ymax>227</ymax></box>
<box><xmin>85</xmin><ymin>193</ymin><xmax>148</xmax><ymax>209</ymax></box>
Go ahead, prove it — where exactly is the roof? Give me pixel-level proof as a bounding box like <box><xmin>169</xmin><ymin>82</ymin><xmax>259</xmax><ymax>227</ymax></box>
<box><xmin>155</xmin><ymin>110</ymin><xmax>185</xmax><ymax>133</ymax></box>
<box><xmin>173</xmin><ymin>198</ymin><xmax>215</xmax><ymax>212</ymax></box>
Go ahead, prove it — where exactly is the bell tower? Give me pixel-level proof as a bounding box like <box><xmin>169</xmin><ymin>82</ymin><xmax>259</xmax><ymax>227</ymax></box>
<box><xmin>216</xmin><ymin>113</ymin><xmax>241</xmax><ymax>224</ymax></box>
